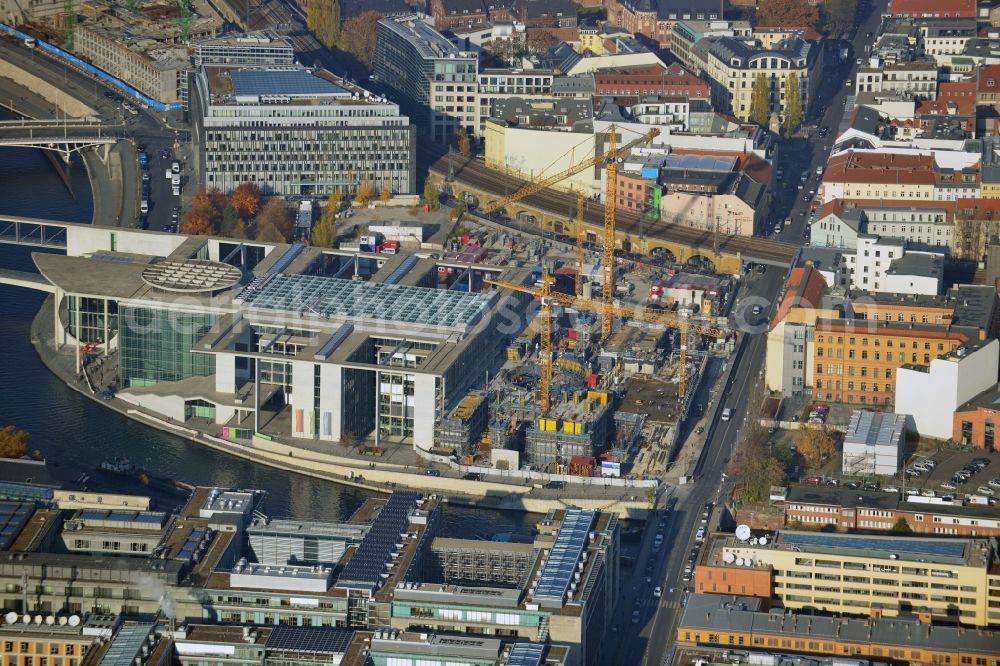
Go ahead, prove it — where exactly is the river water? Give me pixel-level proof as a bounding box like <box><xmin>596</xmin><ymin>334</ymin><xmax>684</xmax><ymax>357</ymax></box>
<box><xmin>0</xmin><ymin>140</ymin><xmax>535</xmax><ymax>535</ymax></box>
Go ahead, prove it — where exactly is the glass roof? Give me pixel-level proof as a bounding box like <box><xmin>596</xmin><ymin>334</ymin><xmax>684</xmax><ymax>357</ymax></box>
<box><xmin>239</xmin><ymin>274</ymin><xmax>489</xmax><ymax>330</ymax></box>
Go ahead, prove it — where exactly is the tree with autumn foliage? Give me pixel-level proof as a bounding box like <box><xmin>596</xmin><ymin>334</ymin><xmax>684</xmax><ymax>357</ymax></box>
<box><xmin>254</xmin><ymin>198</ymin><xmax>294</xmax><ymax>243</ymax></box>
<box><xmin>230</xmin><ymin>182</ymin><xmax>262</xmax><ymax>218</ymax></box>
<box><xmin>337</xmin><ymin>10</ymin><xmax>381</xmax><ymax>69</ymax></box>
<box><xmin>0</xmin><ymin>425</ymin><xmax>30</xmax><ymax>459</ymax></box>
<box><xmin>379</xmin><ymin>186</ymin><xmax>392</xmax><ymax>202</ymax></box>
<box><xmin>783</xmin><ymin>72</ymin><xmax>803</xmax><ymax>136</ymax></box>
<box><xmin>454</xmin><ymin>128</ymin><xmax>471</xmax><ymax>157</ymax></box>
<box><xmin>793</xmin><ymin>425</ymin><xmax>837</xmax><ymax>471</ymax></box>
<box><xmin>749</xmin><ymin>73</ymin><xmax>771</xmax><ymax>125</ymax></box>
<box><xmin>757</xmin><ymin>0</ymin><xmax>819</xmax><ymax>28</ymax></box>
<box><xmin>311</xmin><ymin>213</ymin><xmax>337</xmax><ymax>248</ymax></box>
<box><xmin>525</xmin><ymin>30</ymin><xmax>555</xmax><ymax>55</ymax></box>
<box><xmin>355</xmin><ymin>179</ymin><xmax>374</xmax><ymax>205</ymax></box>
<box><xmin>308</xmin><ymin>0</ymin><xmax>340</xmax><ymax>48</ymax></box>
<box><xmin>181</xmin><ymin>209</ymin><xmax>216</xmax><ymax>235</ymax></box>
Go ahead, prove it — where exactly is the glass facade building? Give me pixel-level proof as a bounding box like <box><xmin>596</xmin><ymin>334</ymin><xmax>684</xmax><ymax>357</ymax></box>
<box><xmin>67</xmin><ymin>295</ymin><xmax>118</xmax><ymax>345</ymax></box>
<box><xmin>119</xmin><ymin>306</ymin><xmax>219</xmax><ymax>388</ymax></box>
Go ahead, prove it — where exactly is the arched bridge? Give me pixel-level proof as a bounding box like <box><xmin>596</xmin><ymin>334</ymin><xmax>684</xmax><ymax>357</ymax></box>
<box><xmin>0</xmin><ymin>118</ymin><xmax>120</xmax><ymax>160</ymax></box>
<box><xmin>430</xmin><ymin>155</ymin><xmax>800</xmax><ymax>274</ymax></box>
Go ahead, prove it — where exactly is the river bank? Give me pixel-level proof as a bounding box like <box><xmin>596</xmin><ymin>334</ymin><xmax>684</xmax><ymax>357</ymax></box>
<box><xmin>30</xmin><ymin>294</ymin><xmax>654</xmax><ymax>519</ymax></box>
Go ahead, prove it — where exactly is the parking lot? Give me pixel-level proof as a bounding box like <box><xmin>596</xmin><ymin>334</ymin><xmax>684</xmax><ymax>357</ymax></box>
<box><xmin>900</xmin><ymin>447</ymin><xmax>1000</xmax><ymax>498</ymax></box>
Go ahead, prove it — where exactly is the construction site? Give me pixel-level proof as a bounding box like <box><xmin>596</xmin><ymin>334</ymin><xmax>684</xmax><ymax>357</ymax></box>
<box><xmin>424</xmin><ymin>126</ymin><xmax>741</xmax><ymax>483</ymax></box>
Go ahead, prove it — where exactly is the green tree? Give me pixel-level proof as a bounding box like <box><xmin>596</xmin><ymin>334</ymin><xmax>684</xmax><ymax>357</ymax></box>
<box><xmin>220</xmin><ymin>204</ymin><xmax>240</xmax><ymax>236</ymax></box>
<box><xmin>783</xmin><ymin>72</ymin><xmax>803</xmax><ymax>136</ymax></box>
<box><xmin>890</xmin><ymin>517</ymin><xmax>912</xmax><ymax>534</ymax></box>
<box><xmin>749</xmin><ymin>73</ymin><xmax>770</xmax><ymax>125</ymax></box>
<box><xmin>311</xmin><ymin>214</ymin><xmax>338</xmax><ymax>248</ymax></box>
<box><xmin>337</xmin><ymin>11</ymin><xmax>382</xmax><ymax>69</ymax></box>
<box><xmin>308</xmin><ymin>0</ymin><xmax>340</xmax><ymax>48</ymax></box>
<box><xmin>0</xmin><ymin>426</ymin><xmax>29</xmax><ymax>459</ymax></box>
<box><xmin>423</xmin><ymin>178</ymin><xmax>440</xmax><ymax>210</ymax></box>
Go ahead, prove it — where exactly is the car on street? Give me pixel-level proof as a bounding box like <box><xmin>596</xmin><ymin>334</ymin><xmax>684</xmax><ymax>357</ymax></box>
<box><xmin>695</xmin><ymin>527</ymin><xmax>705</xmax><ymax>542</ymax></box>
<box><xmin>751</xmin><ymin>305</ymin><xmax>762</xmax><ymax>316</ymax></box>
<box><xmin>424</xmin><ymin>469</ymin><xmax>441</xmax><ymax>477</ymax></box>
<box><xmin>653</xmin><ymin>586</ymin><xmax>662</xmax><ymax>598</ymax></box>
<box><xmin>989</xmin><ymin>477</ymin><xmax>1000</xmax><ymax>488</ymax></box>
<box><xmin>721</xmin><ymin>408</ymin><xmax>732</xmax><ymax>421</ymax></box>
<box><xmin>631</xmin><ymin>609</ymin><xmax>640</xmax><ymax>623</ymax></box>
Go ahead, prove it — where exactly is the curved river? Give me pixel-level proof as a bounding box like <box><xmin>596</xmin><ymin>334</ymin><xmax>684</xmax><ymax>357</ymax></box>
<box><xmin>0</xmin><ymin>139</ymin><xmax>535</xmax><ymax>534</ymax></box>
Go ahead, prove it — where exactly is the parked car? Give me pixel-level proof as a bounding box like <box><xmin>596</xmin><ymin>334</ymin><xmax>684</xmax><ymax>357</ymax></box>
<box><xmin>977</xmin><ymin>485</ymin><xmax>996</xmax><ymax>496</ymax></box>
<box><xmin>988</xmin><ymin>477</ymin><xmax>1000</xmax><ymax>488</ymax></box>
<box><xmin>424</xmin><ymin>469</ymin><xmax>441</xmax><ymax>477</ymax></box>
<box><xmin>940</xmin><ymin>482</ymin><xmax>957</xmax><ymax>490</ymax></box>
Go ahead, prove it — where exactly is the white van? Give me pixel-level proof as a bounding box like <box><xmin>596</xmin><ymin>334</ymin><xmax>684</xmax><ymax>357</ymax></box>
<box><xmin>721</xmin><ymin>408</ymin><xmax>733</xmax><ymax>421</ymax></box>
<box><xmin>171</xmin><ymin>174</ymin><xmax>180</xmax><ymax>187</ymax></box>
<box><xmin>140</xmin><ymin>200</ymin><xmax>149</xmax><ymax>214</ymax></box>
<box><xmin>171</xmin><ymin>161</ymin><xmax>180</xmax><ymax>174</ymax></box>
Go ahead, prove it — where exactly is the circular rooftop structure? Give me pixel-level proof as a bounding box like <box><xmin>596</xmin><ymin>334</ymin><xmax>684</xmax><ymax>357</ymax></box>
<box><xmin>141</xmin><ymin>259</ymin><xmax>243</xmax><ymax>293</ymax></box>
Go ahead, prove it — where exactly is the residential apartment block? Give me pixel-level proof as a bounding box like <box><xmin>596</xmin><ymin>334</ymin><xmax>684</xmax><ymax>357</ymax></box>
<box><xmin>821</xmin><ymin>151</ymin><xmax>937</xmax><ymax>203</ymax></box>
<box><xmin>191</xmin><ymin>66</ymin><xmax>415</xmax><ymax>198</ymax></box>
<box><xmin>812</xmin><ymin>318</ymin><xmax>975</xmax><ymax>405</ymax></box>
<box><xmin>691</xmin><ymin>36</ymin><xmax>820</xmax><ymax>123</ymax></box>
<box><xmin>855</xmin><ymin>61</ymin><xmax>939</xmax><ymax>98</ymax></box>
<box><xmin>604</xmin><ymin>0</ymin><xmax>724</xmax><ymax>47</ymax></box>
<box><xmin>374</xmin><ymin>18</ymin><xmax>479</xmax><ymax>144</ymax></box>
<box><xmin>592</xmin><ymin>62</ymin><xmax>710</xmax><ymax>101</ymax></box>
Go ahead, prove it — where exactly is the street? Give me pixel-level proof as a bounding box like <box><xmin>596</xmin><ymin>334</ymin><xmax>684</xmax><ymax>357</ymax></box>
<box><xmin>0</xmin><ymin>36</ymin><xmax>189</xmax><ymax>231</ymax></box>
<box><xmin>609</xmin><ymin>3</ymin><xmax>889</xmax><ymax>662</ymax></box>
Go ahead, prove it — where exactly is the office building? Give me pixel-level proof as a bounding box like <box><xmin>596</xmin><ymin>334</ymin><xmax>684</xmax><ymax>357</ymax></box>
<box><xmin>810</xmin><ymin>200</ymin><xmax>954</xmax><ymax>252</ymax></box>
<box><xmin>373</xmin><ymin>18</ymin><xmax>479</xmax><ymax>144</ymax></box>
<box><xmin>191</xmin><ymin>32</ymin><xmax>296</xmax><ymax>67</ymax></box>
<box><xmin>344</xmin><ymin>632</ymin><xmax>568</xmax><ymax>666</ymax></box>
<box><xmin>841</xmin><ymin>409</ymin><xmax>906</xmax><ymax>476</ymax></box>
<box><xmin>695</xmin><ymin>530</ymin><xmax>1000</xmax><ymax>627</ymax></box>
<box><xmin>247</xmin><ymin>516</ymin><xmax>369</xmax><ymax>566</ymax></box>
<box><xmin>191</xmin><ymin>65</ymin><xmax>415</xmax><ymax>197</ymax></box>
<box><xmin>390</xmin><ymin>507</ymin><xmax>620</xmax><ymax>666</ymax></box>
<box><xmin>33</xmin><ymin>230</ymin><xmax>533</xmax><ymax>450</ymax></box>
<box><xmin>783</xmin><ymin>484</ymin><xmax>1000</xmax><ymax>537</ymax></box>
<box><xmin>952</xmin><ymin>383</ymin><xmax>1000</xmax><ymax>451</ymax></box>
<box><xmin>676</xmin><ymin>593</ymin><xmax>1000</xmax><ymax>665</ymax></box>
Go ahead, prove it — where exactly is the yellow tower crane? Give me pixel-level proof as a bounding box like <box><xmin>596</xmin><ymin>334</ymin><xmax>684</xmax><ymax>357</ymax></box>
<box><xmin>485</xmin><ymin>275</ymin><xmax>731</xmax><ymax>402</ymax></box>
<box><xmin>481</xmin><ymin>125</ymin><xmax>660</xmax><ymax>307</ymax></box>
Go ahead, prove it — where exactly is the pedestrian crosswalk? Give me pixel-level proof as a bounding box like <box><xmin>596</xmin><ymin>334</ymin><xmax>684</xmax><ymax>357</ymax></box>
<box><xmin>658</xmin><ymin>599</ymin><xmax>681</xmax><ymax>610</ymax></box>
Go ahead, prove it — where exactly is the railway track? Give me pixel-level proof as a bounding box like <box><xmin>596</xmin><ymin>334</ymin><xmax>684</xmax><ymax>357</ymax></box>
<box><xmin>431</xmin><ymin>154</ymin><xmax>801</xmax><ymax>265</ymax></box>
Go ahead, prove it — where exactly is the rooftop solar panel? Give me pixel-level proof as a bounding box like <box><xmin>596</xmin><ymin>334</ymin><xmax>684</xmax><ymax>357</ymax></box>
<box><xmin>241</xmin><ymin>273</ymin><xmax>488</xmax><ymax>331</ymax></box>
<box><xmin>663</xmin><ymin>153</ymin><xmax>737</xmax><ymax>173</ymax></box>
<box><xmin>98</xmin><ymin>622</ymin><xmax>155</xmax><ymax>666</ymax></box>
<box><xmin>533</xmin><ymin>508</ymin><xmax>595</xmax><ymax>606</ymax></box>
<box><xmin>266</xmin><ymin>625</ymin><xmax>355</xmax><ymax>654</ymax></box>
<box><xmin>781</xmin><ymin>532</ymin><xmax>966</xmax><ymax>558</ymax></box>
<box><xmin>0</xmin><ymin>502</ymin><xmax>32</xmax><ymax>551</ymax></box>
<box><xmin>231</xmin><ymin>69</ymin><xmax>348</xmax><ymax>99</ymax></box>
<box><xmin>506</xmin><ymin>643</ymin><xmax>545</xmax><ymax>666</ymax></box>
<box><xmin>336</xmin><ymin>492</ymin><xmax>420</xmax><ymax>590</ymax></box>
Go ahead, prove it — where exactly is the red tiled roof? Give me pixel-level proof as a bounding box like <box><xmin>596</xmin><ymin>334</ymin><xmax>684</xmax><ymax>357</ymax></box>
<box><xmin>889</xmin><ymin>0</ymin><xmax>975</xmax><ymax>17</ymax></box>
<box><xmin>825</xmin><ymin>197</ymin><xmax>957</xmax><ymax>220</ymax></box>
<box><xmin>955</xmin><ymin>197</ymin><xmax>1000</xmax><ymax>219</ymax></box>
<box><xmin>771</xmin><ymin>265</ymin><xmax>827</xmax><ymax>329</ymax></box>
<box><xmin>978</xmin><ymin>65</ymin><xmax>1000</xmax><ymax>93</ymax></box>
<box><xmin>916</xmin><ymin>82</ymin><xmax>977</xmax><ymax>115</ymax></box>
<box><xmin>823</xmin><ymin>151</ymin><xmax>936</xmax><ymax>185</ymax></box>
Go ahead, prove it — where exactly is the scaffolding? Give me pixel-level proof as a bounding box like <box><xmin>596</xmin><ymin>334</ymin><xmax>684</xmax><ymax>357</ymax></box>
<box><xmin>428</xmin><ymin>538</ymin><xmax>535</xmax><ymax>588</ymax></box>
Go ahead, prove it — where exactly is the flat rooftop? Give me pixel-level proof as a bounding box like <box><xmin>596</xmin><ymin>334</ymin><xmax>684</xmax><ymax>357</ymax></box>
<box><xmin>378</xmin><ymin>17</ymin><xmax>476</xmax><ymax>61</ymax></box>
<box><xmin>716</xmin><ymin>529</ymin><xmax>990</xmax><ymax>568</ymax></box>
<box><xmin>239</xmin><ymin>273</ymin><xmax>490</xmax><ymax>332</ymax></box>
<box><xmin>679</xmin><ymin>593</ymin><xmax>1000</xmax><ymax>656</ymax></box>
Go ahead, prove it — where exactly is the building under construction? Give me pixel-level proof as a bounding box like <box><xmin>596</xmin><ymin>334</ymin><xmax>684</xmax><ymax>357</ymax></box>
<box><xmin>434</xmin><ymin>391</ymin><xmax>488</xmax><ymax>456</ymax></box>
<box><xmin>525</xmin><ymin>390</ymin><xmax>613</xmax><ymax>471</ymax></box>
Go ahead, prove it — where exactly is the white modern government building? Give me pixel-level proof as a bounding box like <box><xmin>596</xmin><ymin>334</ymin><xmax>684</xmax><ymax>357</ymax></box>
<box><xmin>31</xmin><ymin>228</ymin><xmax>528</xmax><ymax>451</ymax></box>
